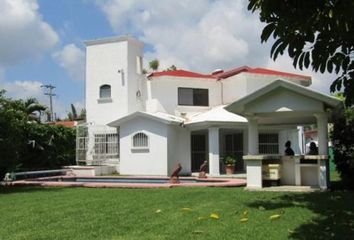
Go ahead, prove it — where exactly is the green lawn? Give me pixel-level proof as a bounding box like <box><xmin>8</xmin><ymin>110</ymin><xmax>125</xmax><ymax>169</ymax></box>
<box><xmin>0</xmin><ymin>185</ymin><xmax>353</xmax><ymax>240</ymax></box>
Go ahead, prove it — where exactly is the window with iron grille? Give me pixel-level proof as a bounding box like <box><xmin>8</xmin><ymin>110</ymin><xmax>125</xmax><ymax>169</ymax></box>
<box><xmin>178</xmin><ymin>88</ymin><xmax>209</xmax><ymax>106</ymax></box>
<box><xmin>132</xmin><ymin>132</ymin><xmax>149</xmax><ymax>148</ymax></box>
<box><xmin>94</xmin><ymin>133</ymin><xmax>119</xmax><ymax>157</ymax></box>
<box><xmin>259</xmin><ymin>133</ymin><xmax>279</xmax><ymax>154</ymax></box>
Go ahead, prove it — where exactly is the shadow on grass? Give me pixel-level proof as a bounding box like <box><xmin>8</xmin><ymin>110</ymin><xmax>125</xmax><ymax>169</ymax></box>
<box><xmin>246</xmin><ymin>186</ymin><xmax>354</xmax><ymax>239</ymax></box>
<box><xmin>0</xmin><ymin>186</ymin><xmax>63</xmax><ymax>195</ymax></box>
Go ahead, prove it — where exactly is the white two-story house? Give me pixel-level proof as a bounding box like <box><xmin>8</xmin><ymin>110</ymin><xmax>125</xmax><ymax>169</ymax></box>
<box><xmin>82</xmin><ymin>36</ymin><xmax>340</xmax><ymax>189</ymax></box>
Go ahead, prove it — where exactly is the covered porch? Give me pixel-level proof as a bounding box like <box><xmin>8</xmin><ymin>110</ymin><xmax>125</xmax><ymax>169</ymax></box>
<box><xmin>186</xmin><ymin>105</ymin><xmax>301</xmax><ymax>176</ymax></box>
<box><xmin>225</xmin><ymin>80</ymin><xmax>341</xmax><ymax>190</ymax></box>
<box><xmin>185</xmin><ymin>105</ymin><xmax>248</xmax><ymax>176</ymax></box>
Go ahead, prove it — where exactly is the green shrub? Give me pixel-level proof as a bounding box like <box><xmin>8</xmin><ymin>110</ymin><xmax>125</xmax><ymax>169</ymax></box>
<box><xmin>223</xmin><ymin>155</ymin><xmax>237</xmax><ymax>166</ymax></box>
<box><xmin>0</xmin><ymin>90</ymin><xmax>76</xmax><ymax>178</ymax></box>
<box><xmin>331</xmin><ymin>106</ymin><xmax>354</xmax><ymax>189</ymax></box>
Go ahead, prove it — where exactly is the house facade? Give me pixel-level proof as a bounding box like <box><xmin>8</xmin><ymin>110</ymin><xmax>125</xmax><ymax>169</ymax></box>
<box><xmin>82</xmin><ymin>36</ymin><xmax>340</xmax><ymax>188</ymax></box>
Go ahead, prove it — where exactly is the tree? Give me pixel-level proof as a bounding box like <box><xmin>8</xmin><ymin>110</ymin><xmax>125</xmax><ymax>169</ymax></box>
<box><xmin>0</xmin><ymin>90</ymin><xmax>27</xmax><ymax>175</ymax></box>
<box><xmin>70</xmin><ymin>104</ymin><xmax>78</xmax><ymax>120</ymax></box>
<box><xmin>149</xmin><ymin>59</ymin><xmax>159</xmax><ymax>71</ymax></box>
<box><xmin>0</xmin><ymin>90</ymin><xmax>75</xmax><ymax>178</ymax></box>
<box><xmin>248</xmin><ymin>0</ymin><xmax>354</xmax><ymax>106</ymax></box>
<box><xmin>79</xmin><ymin>108</ymin><xmax>86</xmax><ymax>120</ymax></box>
<box><xmin>4</xmin><ymin>96</ymin><xmax>47</xmax><ymax>122</ymax></box>
<box><xmin>331</xmin><ymin>101</ymin><xmax>354</xmax><ymax>188</ymax></box>
<box><xmin>22</xmin><ymin>98</ymin><xmax>47</xmax><ymax>122</ymax></box>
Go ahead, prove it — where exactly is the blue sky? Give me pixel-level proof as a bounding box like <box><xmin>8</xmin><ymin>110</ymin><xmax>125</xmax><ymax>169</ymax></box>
<box><xmin>0</xmin><ymin>0</ymin><xmax>336</xmax><ymax>118</ymax></box>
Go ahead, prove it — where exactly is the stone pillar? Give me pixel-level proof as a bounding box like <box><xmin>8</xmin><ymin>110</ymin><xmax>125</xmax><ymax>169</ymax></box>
<box><xmin>315</xmin><ymin>113</ymin><xmax>329</xmax><ymax>189</ymax></box>
<box><xmin>319</xmin><ymin>158</ymin><xmax>328</xmax><ymax>190</ymax></box>
<box><xmin>315</xmin><ymin>113</ymin><xmax>328</xmax><ymax>155</ymax></box>
<box><xmin>294</xmin><ymin>157</ymin><xmax>301</xmax><ymax>186</ymax></box>
<box><xmin>246</xmin><ymin>159</ymin><xmax>263</xmax><ymax>188</ymax></box>
<box><xmin>247</xmin><ymin>117</ymin><xmax>259</xmax><ymax>155</ymax></box>
<box><xmin>208</xmin><ymin>127</ymin><xmax>220</xmax><ymax>176</ymax></box>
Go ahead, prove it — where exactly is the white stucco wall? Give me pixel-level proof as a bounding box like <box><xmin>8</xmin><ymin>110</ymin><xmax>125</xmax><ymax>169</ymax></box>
<box><xmin>147</xmin><ymin>77</ymin><xmax>222</xmax><ymax>117</ymax></box>
<box><xmin>221</xmin><ymin>73</ymin><xmax>310</xmax><ymax>105</ymax></box>
<box><xmin>167</xmin><ymin>126</ymin><xmax>191</xmax><ymax>175</ymax></box>
<box><xmin>245</xmin><ymin>89</ymin><xmax>324</xmax><ymax>114</ymax></box>
<box><xmin>221</xmin><ymin>74</ymin><xmax>248</xmax><ymax>104</ymax></box>
<box><xmin>86</xmin><ymin>38</ymin><xmax>144</xmax><ymax>125</ymax></box>
<box><xmin>119</xmin><ymin>118</ymin><xmax>168</xmax><ymax>175</ymax></box>
<box><xmin>127</xmin><ymin>41</ymin><xmax>146</xmax><ymax>113</ymax></box>
<box><xmin>279</xmin><ymin>128</ymin><xmax>301</xmax><ymax>154</ymax></box>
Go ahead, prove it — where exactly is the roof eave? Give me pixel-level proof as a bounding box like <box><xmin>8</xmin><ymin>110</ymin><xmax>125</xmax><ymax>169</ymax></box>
<box><xmin>107</xmin><ymin>111</ymin><xmax>182</xmax><ymax>127</ymax></box>
<box><xmin>224</xmin><ymin>79</ymin><xmax>341</xmax><ymax>115</ymax></box>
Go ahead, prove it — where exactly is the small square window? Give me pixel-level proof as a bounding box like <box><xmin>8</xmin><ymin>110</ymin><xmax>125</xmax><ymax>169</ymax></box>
<box><xmin>178</xmin><ymin>88</ymin><xmax>208</xmax><ymax>106</ymax></box>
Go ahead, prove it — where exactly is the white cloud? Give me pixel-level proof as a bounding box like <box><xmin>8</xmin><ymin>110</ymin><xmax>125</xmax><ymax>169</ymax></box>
<box><xmin>52</xmin><ymin>44</ymin><xmax>85</xmax><ymax>81</ymax></box>
<box><xmin>1</xmin><ymin>79</ymin><xmax>68</xmax><ymax>119</ymax></box>
<box><xmin>97</xmin><ymin>0</ymin><xmax>267</xmax><ymax>72</ymax></box>
<box><xmin>2</xmin><ymin>80</ymin><xmax>44</xmax><ymax>100</ymax></box>
<box><xmin>0</xmin><ymin>0</ymin><xmax>59</xmax><ymax>67</ymax></box>
<box><xmin>98</xmin><ymin>0</ymin><xmax>335</xmax><ymax>94</ymax></box>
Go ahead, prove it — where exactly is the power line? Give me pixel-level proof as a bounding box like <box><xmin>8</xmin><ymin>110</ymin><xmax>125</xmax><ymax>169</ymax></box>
<box><xmin>41</xmin><ymin>84</ymin><xmax>56</xmax><ymax>122</ymax></box>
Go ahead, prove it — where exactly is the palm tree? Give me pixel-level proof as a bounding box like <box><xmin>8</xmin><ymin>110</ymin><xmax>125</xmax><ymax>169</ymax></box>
<box><xmin>22</xmin><ymin>98</ymin><xmax>47</xmax><ymax>122</ymax></box>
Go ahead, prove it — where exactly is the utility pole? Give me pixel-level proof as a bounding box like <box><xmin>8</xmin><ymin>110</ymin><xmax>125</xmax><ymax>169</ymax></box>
<box><xmin>41</xmin><ymin>84</ymin><xmax>56</xmax><ymax>122</ymax></box>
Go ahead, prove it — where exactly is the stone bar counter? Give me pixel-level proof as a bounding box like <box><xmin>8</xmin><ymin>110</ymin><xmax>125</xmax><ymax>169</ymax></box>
<box><xmin>243</xmin><ymin>155</ymin><xmax>328</xmax><ymax>190</ymax></box>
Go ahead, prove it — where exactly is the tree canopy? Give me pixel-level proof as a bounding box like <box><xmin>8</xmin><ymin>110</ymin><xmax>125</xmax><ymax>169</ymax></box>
<box><xmin>149</xmin><ymin>59</ymin><xmax>159</xmax><ymax>71</ymax></box>
<box><xmin>248</xmin><ymin>0</ymin><xmax>354</xmax><ymax>106</ymax></box>
<box><xmin>0</xmin><ymin>90</ymin><xmax>75</xmax><ymax>178</ymax></box>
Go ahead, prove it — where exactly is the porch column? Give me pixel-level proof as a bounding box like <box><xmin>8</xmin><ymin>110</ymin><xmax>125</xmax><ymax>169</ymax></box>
<box><xmin>315</xmin><ymin>113</ymin><xmax>329</xmax><ymax>190</ymax></box>
<box><xmin>315</xmin><ymin>113</ymin><xmax>329</xmax><ymax>155</ymax></box>
<box><xmin>246</xmin><ymin>117</ymin><xmax>262</xmax><ymax>188</ymax></box>
<box><xmin>208</xmin><ymin>127</ymin><xmax>220</xmax><ymax>176</ymax></box>
<box><xmin>247</xmin><ymin>117</ymin><xmax>259</xmax><ymax>155</ymax></box>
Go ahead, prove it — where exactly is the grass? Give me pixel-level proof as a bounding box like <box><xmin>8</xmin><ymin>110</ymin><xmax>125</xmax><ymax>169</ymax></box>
<box><xmin>0</xmin><ymin>185</ymin><xmax>353</xmax><ymax>240</ymax></box>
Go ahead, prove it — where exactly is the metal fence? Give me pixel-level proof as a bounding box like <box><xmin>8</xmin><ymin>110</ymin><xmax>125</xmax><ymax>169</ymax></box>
<box><xmin>76</xmin><ymin>123</ymin><xmax>119</xmax><ymax>165</ymax></box>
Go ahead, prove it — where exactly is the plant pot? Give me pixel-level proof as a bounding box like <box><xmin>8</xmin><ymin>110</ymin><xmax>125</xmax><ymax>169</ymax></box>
<box><xmin>225</xmin><ymin>165</ymin><xmax>235</xmax><ymax>175</ymax></box>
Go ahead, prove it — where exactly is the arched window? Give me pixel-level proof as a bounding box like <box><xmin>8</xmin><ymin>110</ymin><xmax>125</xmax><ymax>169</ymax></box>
<box><xmin>99</xmin><ymin>84</ymin><xmax>111</xmax><ymax>98</ymax></box>
<box><xmin>132</xmin><ymin>132</ymin><xmax>149</xmax><ymax>148</ymax></box>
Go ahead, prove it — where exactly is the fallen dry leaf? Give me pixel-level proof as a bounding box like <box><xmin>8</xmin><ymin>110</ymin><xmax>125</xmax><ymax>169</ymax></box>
<box><xmin>210</xmin><ymin>213</ymin><xmax>220</xmax><ymax>219</ymax></box>
<box><xmin>240</xmin><ymin>218</ymin><xmax>248</xmax><ymax>222</ymax></box>
<box><xmin>269</xmin><ymin>214</ymin><xmax>281</xmax><ymax>220</ymax></box>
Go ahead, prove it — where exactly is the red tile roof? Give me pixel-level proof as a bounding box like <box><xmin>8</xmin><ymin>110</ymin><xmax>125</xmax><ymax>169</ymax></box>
<box><xmin>147</xmin><ymin>66</ymin><xmax>311</xmax><ymax>81</ymax></box>
<box><xmin>148</xmin><ymin>69</ymin><xmax>216</xmax><ymax>79</ymax></box>
<box><xmin>248</xmin><ymin>68</ymin><xmax>311</xmax><ymax>80</ymax></box>
<box><xmin>48</xmin><ymin>121</ymin><xmax>78</xmax><ymax>128</ymax></box>
<box><xmin>217</xmin><ymin>66</ymin><xmax>311</xmax><ymax>80</ymax></box>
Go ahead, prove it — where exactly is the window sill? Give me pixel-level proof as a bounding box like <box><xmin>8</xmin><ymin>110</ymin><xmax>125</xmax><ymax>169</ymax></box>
<box><xmin>97</xmin><ymin>98</ymin><xmax>113</xmax><ymax>104</ymax></box>
<box><xmin>131</xmin><ymin>147</ymin><xmax>149</xmax><ymax>153</ymax></box>
<box><xmin>177</xmin><ymin>105</ymin><xmax>209</xmax><ymax>107</ymax></box>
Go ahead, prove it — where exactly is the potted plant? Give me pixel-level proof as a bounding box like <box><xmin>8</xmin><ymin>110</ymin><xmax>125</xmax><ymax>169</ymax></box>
<box><xmin>223</xmin><ymin>155</ymin><xmax>237</xmax><ymax>175</ymax></box>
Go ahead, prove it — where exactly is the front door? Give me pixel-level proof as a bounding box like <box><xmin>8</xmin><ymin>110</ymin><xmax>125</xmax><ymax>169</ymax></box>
<box><xmin>225</xmin><ymin>133</ymin><xmax>244</xmax><ymax>172</ymax></box>
<box><xmin>191</xmin><ymin>134</ymin><xmax>207</xmax><ymax>172</ymax></box>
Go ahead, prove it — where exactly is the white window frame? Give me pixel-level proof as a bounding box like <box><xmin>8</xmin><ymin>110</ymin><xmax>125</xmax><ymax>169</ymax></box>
<box><xmin>131</xmin><ymin>132</ymin><xmax>149</xmax><ymax>150</ymax></box>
